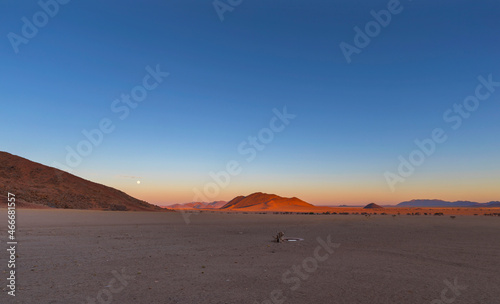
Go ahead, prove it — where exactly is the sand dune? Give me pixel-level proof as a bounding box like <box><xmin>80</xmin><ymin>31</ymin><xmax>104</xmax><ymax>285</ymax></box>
<box><xmin>221</xmin><ymin>192</ymin><xmax>316</xmax><ymax>211</ymax></box>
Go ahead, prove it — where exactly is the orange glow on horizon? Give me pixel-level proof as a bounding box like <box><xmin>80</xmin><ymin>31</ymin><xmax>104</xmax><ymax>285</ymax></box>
<box><xmin>90</xmin><ymin>172</ymin><xmax>500</xmax><ymax>207</ymax></box>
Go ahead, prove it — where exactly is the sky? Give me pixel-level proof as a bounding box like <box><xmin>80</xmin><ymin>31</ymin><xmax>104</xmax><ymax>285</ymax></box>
<box><xmin>1</xmin><ymin>0</ymin><xmax>499</xmax><ymax>206</ymax></box>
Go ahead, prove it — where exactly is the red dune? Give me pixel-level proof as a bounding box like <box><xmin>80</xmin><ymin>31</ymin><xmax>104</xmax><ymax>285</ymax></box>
<box><xmin>221</xmin><ymin>192</ymin><xmax>317</xmax><ymax>211</ymax></box>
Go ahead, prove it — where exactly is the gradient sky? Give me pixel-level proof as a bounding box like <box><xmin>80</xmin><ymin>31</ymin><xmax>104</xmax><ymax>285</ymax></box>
<box><xmin>1</xmin><ymin>0</ymin><xmax>499</xmax><ymax>206</ymax></box>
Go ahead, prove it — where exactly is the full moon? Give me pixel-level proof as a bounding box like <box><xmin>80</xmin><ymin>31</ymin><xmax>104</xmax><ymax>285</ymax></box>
<box><xmin>137</xmin><ymin>181</ymin><xmax>141</xmax><ymax>184</ymax></box>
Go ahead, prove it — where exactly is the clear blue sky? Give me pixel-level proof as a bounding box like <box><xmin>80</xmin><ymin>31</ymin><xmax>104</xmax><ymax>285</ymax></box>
<box><xmin>1</xmin><ymin>0</ymin><xmax>499</xmax><ymax>205</ymax></box>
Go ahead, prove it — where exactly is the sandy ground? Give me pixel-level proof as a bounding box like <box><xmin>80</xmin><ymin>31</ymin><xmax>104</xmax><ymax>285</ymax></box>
<box><xmin>1</xmin><ymin>209</ymin><xmax>499</xmax><ymax>304</ymax></box>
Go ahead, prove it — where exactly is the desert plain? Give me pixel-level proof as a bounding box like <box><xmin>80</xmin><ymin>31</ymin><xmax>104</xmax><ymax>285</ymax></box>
<box><xmin>1</xmin><ymin>208</ymin><xmax>499</xmax><ymax>304</ymax></box>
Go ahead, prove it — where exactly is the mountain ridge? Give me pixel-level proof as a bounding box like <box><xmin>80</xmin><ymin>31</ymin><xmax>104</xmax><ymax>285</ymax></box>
<box><xmin>0</xmin><ymin>151</ymin><xmax>165</xmax><ymax>211</ymax></box>
<box><xmin>397</xmin><ymin>199</ymin><xmax>500</xmax><ymax>208</ymax></box>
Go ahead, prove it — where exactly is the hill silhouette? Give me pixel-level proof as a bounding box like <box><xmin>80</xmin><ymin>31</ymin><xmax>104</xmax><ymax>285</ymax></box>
<box><xmin>0</xmin><ymin>152</ymin><xmax>165</xmax><ymax>211</ymax></box>
<box><xmin>364</xmin><ymin>203</ymin><xmax>383</xmax><ymax>209</ymax></box>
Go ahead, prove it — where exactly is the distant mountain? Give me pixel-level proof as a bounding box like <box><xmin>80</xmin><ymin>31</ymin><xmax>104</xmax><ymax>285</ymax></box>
<box><xmin>397</xmin><ymin>199</ymin><xmax>500</xmax><ymax>208</ymax></box>
<box><xmin>221</xmin><ymin>192</ymin><xmax>316</xmax><ymax>211</ymax></box>
<box><xmin>0</xmin><ymin>152</ymin><xmax>166</xmax><ymax>211</ymax></box>
<box><xmin>398</xmin><ymin>200</ymin><xmax>478</xmax><ymax>207</ymax></box>
<box><xmin>485</xmin><ymin>201</ymin><xmax>500</xmax><ymax>207</ymax></box>
<box><xmin>167</xmin><ymin>201</ymin><xmax>227</xmax><ymax>209</ymax></box>
<box><xmin>364</xmin><ymin>203</ymin><xmax>383</xmax><ymax>209</ymax></box>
